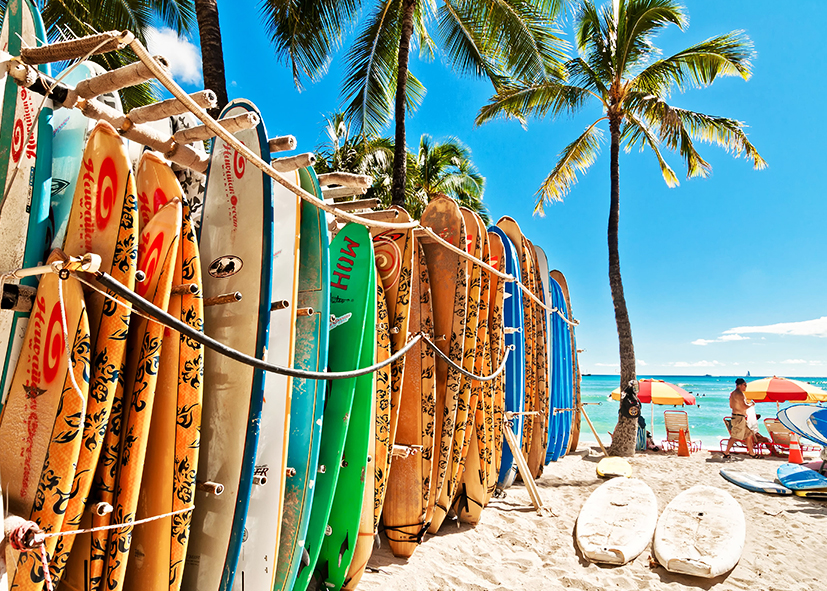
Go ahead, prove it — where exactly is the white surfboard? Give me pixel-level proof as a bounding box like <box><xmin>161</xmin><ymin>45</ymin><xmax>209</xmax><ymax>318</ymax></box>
<box><xmin>575</xmin><ymin>477</ymin><xmax>658</xmax><ymax>565</ymax></box>
<box><xmin>654</xmin><ymin>485</ymin><xmax>745</xmax><ymax>578</ymax></box>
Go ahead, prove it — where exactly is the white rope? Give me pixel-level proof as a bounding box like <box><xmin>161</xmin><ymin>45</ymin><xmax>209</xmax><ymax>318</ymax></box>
<box><xmin>56</xmin><ymin>270</ymin><xmax>87</xmax><ymax>425</ymax></box>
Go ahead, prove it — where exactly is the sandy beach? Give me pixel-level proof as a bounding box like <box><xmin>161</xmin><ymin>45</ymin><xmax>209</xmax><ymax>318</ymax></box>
<box><xmin>360</xmin><ymin>446</ymin><xmax>825</xmax><ymax>591</ymax></box>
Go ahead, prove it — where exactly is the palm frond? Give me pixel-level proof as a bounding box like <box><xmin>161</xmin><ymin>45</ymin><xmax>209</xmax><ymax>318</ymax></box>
<box><xmin>475</xmin><ymin>79</ymin><xmax>592</xmax><ymax>125</ymax></box>
<box><xmin>258</xmin><ymin>0</ymin><xmax>361</xmax><ymax>87</ymax></box>
<box><xmin>616</xmin><ymin>0</ymin><xmax>686</xmax><ymax>76</ymax></box>
<box><xmin>437</xmin><ymin>1</ymin><xmax>508</xmax><ymax>85</ymax></box>
<box><xmin>574</xmin><ymin>0</ymin><xmax>614</xmax><ymax>83</ymax></box>
<box><xmin>536</xmin><ymin>119</ymin><xmax>605</xmax><ymax>213</ymax></box>
<box><xmin>621</xmin><ymin>113</ymin><xmax>679</xmax><ymax>187</ymax></box>
<box><xmin>632</xmin><ymin>31</ymin><xmax>755</xmax><ymax>95</ymax></box>
<box><xmin>566</xmin><ymin>57</ymin><xmax>609</xmax><ymax>102</ymax></box>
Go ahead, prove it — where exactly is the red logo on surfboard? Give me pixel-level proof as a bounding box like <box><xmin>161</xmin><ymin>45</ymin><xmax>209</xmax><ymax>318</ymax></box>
<box><xmin>97</xmin><ymin>156</ymin><xmax>117</xmax><ymax>230</ymax></box>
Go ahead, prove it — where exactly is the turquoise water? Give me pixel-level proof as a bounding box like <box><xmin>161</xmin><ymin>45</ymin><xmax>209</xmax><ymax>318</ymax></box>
<box><xmin>577</xmin><ymin>375</ymin><xmax>827</xmax><ymax>449</ymax></box>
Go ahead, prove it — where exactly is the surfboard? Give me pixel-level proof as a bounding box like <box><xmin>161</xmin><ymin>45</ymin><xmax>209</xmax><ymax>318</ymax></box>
<box><xmin>184</xmin><ymin>98</ymin><xmax>274</xmax><ymax>591</ymax></box>
<box><xmin>0</xmin><ymin>0</ymin><xmax>53</xmax><ymax>408</ymax></box>
<box><xmin>576</xmin><ymin>478</ymin><xmax>658</xmax><ymax>565</ymax></box>
<box><xmin>551</xmin><ymin>271</ymin><xmax>581</xmax><ymax>454</ymax></box>
<box><xmin>548</xmin><ymin>275</ymin><xmax>573</xmax><ymax>463</ymax></box>
<box><xmin>484</xmin><ymin>230</ymin><xmax>506</xmax><ymax>503</ymax></box>
<box><xmin>496</xmin><ymin>219</ymin><xmax>535</xmax><ymax>463</ymax></box>
<box><xmin>50</xmin><ymin>120</ymin><xmax>138</xmax><ymax>591</ymax></box>
<box><xmin>654</xmin><ymin>485</ymin><xmax>745</xmax><ymax>578</ymax></box>
<box><xmin>123</xmin><ymin>162</ymin><xmax>202</xmax><ymax>591</ymax></box>
<box><xmin>0</xmin><ymin>250</ymin><xmax>90</xmax><ymax>590</ymax></box>
<box><xmin>232</xmin><ymin>164</ymin><xmax>301</xmax><ymax>591</ymax></box>
<box><xmin>807</xmin><ymin>408</ymin><xmax>827</xmax><ymax>441</ymax></box>
<box><xmin>487</xmin><ymin>226</ymin><xmax>524</xmax><ymax>491</ymax></box>
<box><xmin>719</xmin><ymin>468</ymin><xmax>793</xmax><ymax>495</ymax></box>
<box><xmin>382</xmin><ymin>239</ymin><xmax>436</xmax><ymax>558</ymax></box>
<box><xmin>596</xmin><ymin>457</ymin><xmax>632</xmax><ymax>478</ymax></box>
<box><xmin>525</xmin><ymin>240</ymin><xmax>549</xmax><ymax>478</ymax></box>
<box><xmin>777</xmin><ymin>404</ymin><xmax>827</xmax><ymax>447</ymax></box>
<box><xmin>169</xmin><ymin>112</ymin><xmax>207</xmax><ymax>232</ymax></box>
<box><xmin>777</xmin><ymin>464</ymin><xmax>827</xmax><ymax>491</ymax></box>
<box><xmin>420</xmin><ymin>196</ymin><xmax>467</xmax><ymax>530</ymax></box>
<box><xmin>343</xmin><ymin>277</ymin><xmax>389</xmax><ymax>590</ymax></box>
<box><xmin>370</xmin><ymin>209</ymin><xmax>414</xmax><ymax>528</ymax></box>
<box><xmin>50</xmin><ymin>61</ymin><xmax>123</xmax><ymax>250</ymax></box>
<box><xmin>429</xmin><ymin>207</ymin><xmax>478</xmax><ymax>533</ymax></box>
<box><xmin>274</xmin><ymin>166</ymin><xmax>330</xmax><ymax>591</ymax></box>
<box><xmin>295</xmin><ymin>223</ymin><xmax>373</xmax><ymax>591</ymax></box>
<box><xmin>103</xmin><ymin>199</ymin><xmax>181</xmax><ymax>590</ymax></box>
<box><xmin>455</xmin><ymin>212</ymin><xmax>491</xmax><ymax>526</ymax></box>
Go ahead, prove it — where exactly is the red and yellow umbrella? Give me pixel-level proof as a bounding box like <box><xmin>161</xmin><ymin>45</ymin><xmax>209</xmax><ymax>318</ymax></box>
<box><xmin>745</xmin><ymin>376</ymin><xmax>827</xmax><ymax>403</ymax></box>
<box><xmin>611</xmin><ymin>379</ymin><xmax>696</xmax><ymax>406</ymax></box>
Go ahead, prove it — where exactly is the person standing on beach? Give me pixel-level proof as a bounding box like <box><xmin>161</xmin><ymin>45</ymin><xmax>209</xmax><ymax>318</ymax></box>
<box><xmin>724</xmin><ymin>378</ymin><xmax>757</xmax><ymax>458</ymax></box>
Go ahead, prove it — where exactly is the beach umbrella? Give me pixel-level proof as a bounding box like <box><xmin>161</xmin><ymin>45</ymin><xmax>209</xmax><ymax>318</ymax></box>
<box><xmin>745</xmin><ymin>376</ymin><xmax>827</xmax><ymax>403</ymax></box>
<box><xmin>610</xmin><ymin>379</ymin><xmax>696</xmax><ymax>437</ymax></box>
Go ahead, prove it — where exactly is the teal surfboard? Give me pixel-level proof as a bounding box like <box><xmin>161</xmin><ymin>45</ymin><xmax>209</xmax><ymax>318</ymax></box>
<box><xmin>295</xmin><ymin>223</ymin><xmax>374</xmax><ymax>591</ymax></box>
<box><xmin>315</xmin><ymin>253</ymin><xmax>376</xmax><ymax>589</ymax></box>
<box><xmin>0</xmin><ymin>0</ymin><xmax>52</xmax><ymax>406</ymax></box>
<box><xmin>274</xmin><ymin>166</ymin><xmax>330</xmax><ymax>591</ymax></box>
<box><xmin>778</xmin><ymin>464</ymin><xmax>827</xmax><ymax>491</ymax></box>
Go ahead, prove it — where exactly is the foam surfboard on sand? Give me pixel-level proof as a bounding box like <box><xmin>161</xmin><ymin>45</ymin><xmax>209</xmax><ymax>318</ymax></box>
<box><xmin>719</xmin><ymin>468</ymin><xmax>793</xmax><ymax>495</ymax></box>
<box><xmin>653</xmin><ymin>485</ymin><xmax>745</xmax><ymax>578</ymax></box>
<box><xmin>576</xmin><ymin>478</ymin><xmax>658</xmax><ymax>565</ymax></box>
<box><xmin>596</xmin><ymin>457</ymin><xmax>631</xmax><ymax>478</ymax></box>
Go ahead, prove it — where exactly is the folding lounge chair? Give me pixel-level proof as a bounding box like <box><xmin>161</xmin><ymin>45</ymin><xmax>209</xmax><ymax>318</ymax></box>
<box><xmin>662</xmin><ymin>410</ymin><xmax>702</xmax><ymax>453</ymax></box>
<box><xmin>765</xmin><ymin>418</ymin><xmax>820</xmax><ymax>454</ymax></box>
<box><xmin>721</xmin><ymin>416</ymin><xmax>765</xmax><ymax>455</ymax></box>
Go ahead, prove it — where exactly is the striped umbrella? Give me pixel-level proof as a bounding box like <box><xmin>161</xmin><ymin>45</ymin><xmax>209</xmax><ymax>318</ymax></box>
<box><xmin>611</xmin><ymin>379</ymin><xmax>696</xmax><ymax>439</ymax></box>
<box><xmin>745</xmin><ymin>376</ymin><xmax>827</xmax><ymax>403</ymax></box>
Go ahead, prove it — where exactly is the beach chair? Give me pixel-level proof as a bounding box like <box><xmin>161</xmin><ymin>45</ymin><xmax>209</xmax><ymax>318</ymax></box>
<box><xmin>662</xmin><ymin>410</ymin><xmax>702</xmax><ymax>453</ymax></box>
<box><xmin>721</xmin><ymin>416</ymin><xmax>765</xmax><ymax>455</ymax></box>
<box><xmin>764</xmin><ymin>418</ymin><xmax>820</xmax><ymax>453</ymax></box>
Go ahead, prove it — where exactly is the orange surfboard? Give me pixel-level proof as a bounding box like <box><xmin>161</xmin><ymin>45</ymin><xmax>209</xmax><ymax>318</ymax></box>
<box><xmin>485</xmin><ymin>231</ymin><xmax>506</xmax><ymax>504</ymax></box>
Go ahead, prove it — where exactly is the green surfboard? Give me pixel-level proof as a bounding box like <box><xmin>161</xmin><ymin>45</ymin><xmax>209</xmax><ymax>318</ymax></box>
<box><xmin>295</xmin><ymin>223</ymin><xmax>375</xmax><ymax>591</ymax></box>
<box><xmin>315</xmin><ymin>244</ymin><xmax>376</xmax><ymax>589</ymax></box>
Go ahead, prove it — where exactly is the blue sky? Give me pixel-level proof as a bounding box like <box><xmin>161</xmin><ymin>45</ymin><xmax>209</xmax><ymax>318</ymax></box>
<box><xmin>152</xmin><ymin>1</ymin><xmax>827</xmax><ymax>377</ymax></box>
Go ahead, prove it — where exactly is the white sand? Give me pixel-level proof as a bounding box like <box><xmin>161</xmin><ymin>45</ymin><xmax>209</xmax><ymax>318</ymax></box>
<box><xmin>359</xmin><ymin>446</ymin><xmax>825</xmax><ymax>590</ymax></box>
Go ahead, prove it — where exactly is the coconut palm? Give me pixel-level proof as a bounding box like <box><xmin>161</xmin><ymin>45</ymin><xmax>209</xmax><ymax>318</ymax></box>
<box><xmin>260</xmin><ymin>0</ymin><xmax>567</xmax><ymax>209</ymax></box>
<box><xmin>315</xmin><ymin>114</ymin><xmax>488</xmax><ymax>221</ymax></box>
<box><xmin>0</xmin><ymin>0</ymin><xmax>197</xmax><ymax>110</ymax></box>
<box><xmin>476</xmin><ymin>0</ymin><xmax>766</xmax><ymax>455</ymax></box>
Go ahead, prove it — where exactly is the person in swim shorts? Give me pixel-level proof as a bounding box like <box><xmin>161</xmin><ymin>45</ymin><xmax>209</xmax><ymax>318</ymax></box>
<box><xmin>724</xmin><ymin>378</ymin><xmax>758</xmax><ymax>458</ymax></box>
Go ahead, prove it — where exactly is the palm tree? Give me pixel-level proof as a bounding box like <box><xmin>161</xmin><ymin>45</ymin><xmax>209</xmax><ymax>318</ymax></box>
<box><xmin>476</xmin><ymin>0</ymin><xmax>766</xmax><ymax>455</ymax></box>
<box><xmin>259</xmin><ymin>0</ymin><xmax>567</xmax><ymax>208</ymax></box>
<box><xmin>315</xmin><ymin>114</ymin><xmax>487</xmax><ymax>221</ymax></box>
<box><xmin>0</xmin><ymin>0</ymin><xmax>197</xmax><ymax>110</ymax></box>
<box><xmin>194</xmin><ymin>0</ymin><xmax>228</xmax><ymax>116</ymax></box>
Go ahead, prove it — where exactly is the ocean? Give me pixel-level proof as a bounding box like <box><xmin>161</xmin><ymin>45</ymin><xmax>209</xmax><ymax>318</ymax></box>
<box><xmin>577</xmin><ymin>375</ymin><xmax>827</xmax><ymax>449</ymax></box>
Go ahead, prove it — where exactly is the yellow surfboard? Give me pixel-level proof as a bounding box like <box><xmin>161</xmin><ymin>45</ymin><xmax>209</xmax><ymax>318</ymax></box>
<box><xmin>50</xmin><ymin>120</ymin><xmax>139</xmax><ymax>591</ymax></box>
<box><xmin>485</xmin><ymin>231</ymin><xmax>506</xmax><ymax>505</ymax></box>
<box><xmin>525</xmin><ymin>240</ymin><xmax>549</xmax><ymax>478</ymax></box>
<box><xmin>103</xmin><ymin>200</ymin><xmax>181</xmax><ymax>591</ymax></box>
<box><xmin>0</xmin><ymin>250</ymin><xmax>90</xmax><ymax>590</ymax></box>
<box><xmin>123</xmin><ymin>156</ymin><xmax>203</xmax><ymax>591</ymax></box>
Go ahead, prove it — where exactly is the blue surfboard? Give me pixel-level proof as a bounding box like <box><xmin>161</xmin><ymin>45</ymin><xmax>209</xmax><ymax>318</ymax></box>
<box><xmin>719</xmin><ymin>468</ymin><xmax>793</xmax><ymax>495</ymax></box>
<box><xmin>488</xmin><ymin>226</ymin><xmax>525</xmax><ymax>489</ymax></box>
<box><xmin>807</xmin><ymin>408</ymin><xmax>827</xmax><ymax>441</ymax></box>
<box><xmin>777</xmin><ymin>464</ymin><xmax>827</xmax><ymax>491</ymax></box>
<box><xmin>547</xmin><ymin>277</ymin><xmax>573</xmax><ymax>462</ymax></box>
<box><xmin>777</xmin><ymin>404</ymin><xmax>827</xmax><ymax>447</ymax></box>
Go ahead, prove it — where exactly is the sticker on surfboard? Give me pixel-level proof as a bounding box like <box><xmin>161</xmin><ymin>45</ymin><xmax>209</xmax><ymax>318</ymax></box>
<box><xmin>208</xmin><ymin>255</ymin><xmax>243</xmax><ymax>278</ymax></box>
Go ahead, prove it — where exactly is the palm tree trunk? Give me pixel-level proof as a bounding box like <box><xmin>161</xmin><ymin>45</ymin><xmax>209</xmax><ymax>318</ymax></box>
<box><xmin>390</xmin><ymin>0</ymin><xmax>416</xmax><ymax>208</ymax></box>
<box><xmin>195</xmin><ymin>0</ymin><xmax>228</xmax><ymax>117</ymax></box>
<box><xmin>606</xmin><ymin>115</ymin><xmax>637</xmax><ymax>457</ymax></box>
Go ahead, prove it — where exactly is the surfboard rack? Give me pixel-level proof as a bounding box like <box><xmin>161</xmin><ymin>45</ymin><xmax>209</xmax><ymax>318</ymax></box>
<box><xmin>173</xmin><ymin>112</ymin><xmax>259</xmax><ymax>144</ymax></box>
<box><xmin>1</xmin><ymin>283</ymin><xmax>36</xmax><ymax>312</ymax></box>
<box><xmin>502</xmin><ymin>413</ymin><xmax>547</xmax><ymax>514</ymax></box>
<box><xmin>204</xmin><ymin>291</ymin><xmax>242</xmax><ymax>307</ymax></box>
<box><xmin>1</xmin><ymin>252</ymin><xmax>101</xmax><ymax>281</ymax></box>
<box><xmin>272</xmin><ymin>153</ymin><xmax>316</xmax><ymax>173</ymax></box>
<box><xmin>171</xmin><ymin>283</ymin><xmax>200</xmax><ymax>296</ymax></box>
<box><xmin>271</xmin><ymin>300</ymin><xmax>290</xmax><ymax>311</ymax></box>
<box><xmin>296</xmin><ymin>307</ymin><xmax>314</xmax><ymax>317</ymax></box>
<box><xmin>269</xmin><ymin>135</ymin><xmax>298</xmax><ymax>153</ymax></box>
<box><xmin>328</xmin><ymin>198</ymin><xmax>380</xmax><ymax>212</ymax></box>
<box><xmin>196</xmin><ymin>480</ymin><xmax>225</xmax><ymax>496</ymax></box>
<box><xmin>391</xmin><ymin>445</ymin><xmax>423</xmax><ymax>458</ymax></box>
<box><xmin>128</xmin><ymin>90</ymin><xmax>217</xmax><ymax>124</ymax></box>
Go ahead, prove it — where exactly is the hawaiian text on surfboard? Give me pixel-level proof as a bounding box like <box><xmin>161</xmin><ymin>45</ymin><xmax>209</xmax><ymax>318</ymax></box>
<box><xmin>221</xmin><ymin>144</ymin><xmax>243</xmax><ymax>231</ymax></box>
<box><xmin>331</xmin><ymin>236</ymin><xmax>361</xmax><ymax>291</ymax></box>
<box><xmin>12</xmin><ymin>88</ymin><xmax>38</xmax><ymax>163</ymax></box>
<box><xmin>81</xmin><ymin>156</ymin><xmax>117</xmax><ymax>250</ymax></box>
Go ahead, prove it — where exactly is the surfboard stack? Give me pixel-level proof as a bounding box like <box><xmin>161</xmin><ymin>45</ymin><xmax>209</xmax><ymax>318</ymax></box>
<box><xmin>0</xmin><ymin>6</ymin><xmax>585</xmax><ymax>589</ymax></box>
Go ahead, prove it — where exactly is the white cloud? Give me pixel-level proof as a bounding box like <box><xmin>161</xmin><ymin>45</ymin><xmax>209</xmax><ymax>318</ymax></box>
<box><xmin>781</xmin><ymin>359</ymin><xmax>807</xmax><ymax>365</ymax></box>
<box><xmin>668</xmin><ymin>360</ymin><xmax>723</xmax><ymax>368</ymax></box>
<box><xmin>146</xmin><ymin>27</ymin><xmax>202</xmax><ymax>85</ymax></box>
<box><xmin>692</xmin><ymin>334</ymin><xmax>749</xmax><ymax>346</ymax></box>
<box><xmin>594</xmin><ymin>362</ymin><xmax>619</xmax><ymax>368</ymax></box>
<box><xmin>724</xmin><ymin>316</ymin><xmax>827</xmax><ymax>338</ymax></box>
<box><xmin>637</xmin><ymin>359</ymin><xmax>647</xmax><ymax>366</ymax></box>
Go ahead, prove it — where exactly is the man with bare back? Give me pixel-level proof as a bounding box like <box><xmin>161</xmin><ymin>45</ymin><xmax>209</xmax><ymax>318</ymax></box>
<box><xmin>724</xmin><ymin>378</ymin><xmax>757</xmax><ymax>458</ymax></box>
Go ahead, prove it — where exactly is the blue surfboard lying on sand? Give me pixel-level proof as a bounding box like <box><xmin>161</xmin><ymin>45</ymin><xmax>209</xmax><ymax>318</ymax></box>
<box><xmin>777</xmin><ymin>464</ymin><xmax>827</xmax><ymax>491</ymax></box>
<box><xmin>719</xmin><ymin>468</ymin><xmax>792</xmax><ymax>495</ymax></box>
<box><xmin>777</xmin><ymin>405</ymin><xmax>827</xmax><ymax>447</ymax></box>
